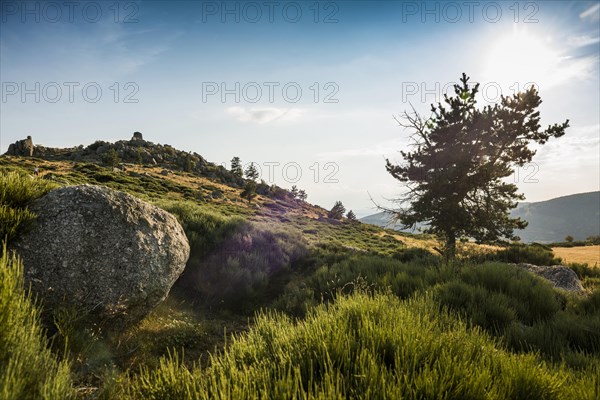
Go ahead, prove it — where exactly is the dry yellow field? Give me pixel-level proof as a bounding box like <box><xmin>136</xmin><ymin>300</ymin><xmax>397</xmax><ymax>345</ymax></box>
<box><xmin>552</xmin><ymin>246</ymin><xmax>600</xmax><ymax>267</ymax></box>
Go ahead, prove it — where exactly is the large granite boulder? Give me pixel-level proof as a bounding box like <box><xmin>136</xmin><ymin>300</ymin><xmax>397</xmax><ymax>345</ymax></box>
<box><xmin>13</xmin><ymin>185</ymin><xmax>190</xmax><ymax>329</ymax></box>
<box><xmin>515</xmin><ymin>263</ymin><xmax>584</xmax><ymax>293</ymax></box>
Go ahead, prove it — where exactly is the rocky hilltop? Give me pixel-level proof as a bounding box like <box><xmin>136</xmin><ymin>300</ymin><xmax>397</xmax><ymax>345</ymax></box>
<box><xmin>4</xmin><ymin>132</ymin><xmax>244</xmax><ymax>186</ymax></box>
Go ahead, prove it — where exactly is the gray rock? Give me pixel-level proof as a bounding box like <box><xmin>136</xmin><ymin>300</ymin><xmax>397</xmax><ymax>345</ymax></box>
<box><xmin>515</xmin><ymin>263</ymin><xmax>584</xmax><ymax>293</ymax></box>
<box><xmin>131</xmin><ymin>131</ymin><xmax>144</xmax><ymax>141</ymax></box>
<box><xmin>13</xmin><ymin>185</ymin><xmax>190</xmax><ymax>330</ymax></box>
<box><xmin>5</xmin><ymin>136</ymin><xmax>34</xmax><ymax>156</ymax></box>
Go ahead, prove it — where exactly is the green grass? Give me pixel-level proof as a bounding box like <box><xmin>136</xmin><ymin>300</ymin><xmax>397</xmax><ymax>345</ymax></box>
<box><xmin>0</xmin><ymin>171</ymin><xmax>56</xmax><ymax>243</ymax></box>
<box><xmin>474</xmin><ymin>243</ymin><xmax>562</xmax><ymax>265</ymax></box>
<box><xmin>435</xmin><ymin>263</ymin><xmax>600</xmax><ymax>366</ymax></box>
<box><xmin>0</xmin><ymin>247</ymin><xmax>75</xmax><ymax>400</ymax></box>
<box><xmin>2</xmin><ymin>158</ymin><xmax>598</xmax><ymax>399</ymax></box>
<box><xmin>115</xmin><ymin>291</ymin><xmax>598</xmax><ymax>400</ymax></box>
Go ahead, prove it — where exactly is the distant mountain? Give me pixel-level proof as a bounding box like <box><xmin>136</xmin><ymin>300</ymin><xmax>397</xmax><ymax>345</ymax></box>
<box><xmin>360</xmin><ymin>192</ymin><xmax>600</xmax><ymax>243</ymax></box>
<box><xmin>511</xmin><ymin>192</ymin><xmax>600</xmax><ymax>243</ymax></box>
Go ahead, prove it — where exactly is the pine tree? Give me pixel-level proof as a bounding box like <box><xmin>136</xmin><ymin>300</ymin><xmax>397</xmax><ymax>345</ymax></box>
<box><xmin>290</xmin><ymin>185</ymin><xmax>299</xmax><ymax>199</ymax></box>
<box><xmin>328</xmin><ymin>201</ymin><xmax>346</xmax><ymax>220</ymax></box>
<box><xmin>231</xmin><ymin>157</ymin><xmax>243</xmax><ymax>177</ymax></box>
<box><xmin>385</xmin><ymin>73</ymin><xmax>568</xmax><ymax>261</ymax></box>
<box><xmin>298</xmin><ymin>189</ymin><xmax>308</xmax><ymax>202</ymax></box>
<box><xmin>346</xmin><ymin>210</ymin><xmax>357</xmax><ymax>220</ymax></box>
<box><xmin>183</xmin><ymin>155</ymin><xmax>194</xmax><ymax>172</ymax></box>
<box><xmin>241</xmin><ymin>181</ymin><xmax>257</xmax><ymax>204</ymax></box>
<box><xmin>245</xmin><ymin>163</ymin><xmax>259</xmax><ymax>181</ymax></box>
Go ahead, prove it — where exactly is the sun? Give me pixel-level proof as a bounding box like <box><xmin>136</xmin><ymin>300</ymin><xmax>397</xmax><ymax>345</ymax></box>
<box><xmin>483</xmin><ymin>27</ymin><xmax>561</xmax><ymax>91</ymax></box>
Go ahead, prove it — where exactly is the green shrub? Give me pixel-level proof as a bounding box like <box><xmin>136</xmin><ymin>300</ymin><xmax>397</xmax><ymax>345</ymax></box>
<box><xmin>392</xmin><ymin>247</ymin><xmax>439</xmax><ymax>263</ymax></box>
<box><xmin>476</xmin><ymin>244</ymin><xmax>561</xmax><ymax>265</ymax></box>
<box><xmin>0</xmin><ymin>171</ymin><xmax>56</xmax><ymax>209</ymax></box>
<box><xmin>156</xmin><ymin>201</ymin><xmax>307</xmax><ymax>310</ymax></box>
<box><xmin>505</xmin><ymin>309</ymin><xmax>600</xmax><ymax>361</ymax></box>
<box><xmin>0</xmin><ymin>247</ymin><xmax>75</xmax><ymax>399</ymax></box>
<box><xmin>186</xmin><ymin>222</ymin><xmax>308</xmax><ymax>310</ymax></box>
<box><xmin>275</xmin><ymin>253</ymin><xmax>449</xmax><ymax>316</ymax></box>
<box><xmin>155</xmin><ymin>200</ymin><xmax>245</xmax><ymax>261</ymax></box>
<box><xmin>459</xmin><ymin>263</ymin><xmax>562</xmax><ymax>323</ymax></box>
<box><xmin>0</xmin><ymin>171</ymin><xmax>56</xmax><ymax>243</ymax></box>
<box><xmin>436</xmin><ymin>263</ymin><xmax>562</xmax><ymax>328</ymax></box>
<box><xmin>434</xmin><ymin>263</ymin><xmax>600</xmax><ymax>364</ymax></box>
<box><xmin>569</xmin><ymin>263</ymin><xmax>600</xmax><ymax>281</ymax></box>
<box><xmin>117</xmin><ymin>292</ymin><xmax>596</xmax><ymax>399</ymax></box>
<box><xmin>101</xmin><ymin>148</ymin><xmax>120</xmax><ymax>168</ymax></box>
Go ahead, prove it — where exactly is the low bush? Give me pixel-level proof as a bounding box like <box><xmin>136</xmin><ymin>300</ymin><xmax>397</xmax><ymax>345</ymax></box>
<box><xmin>436</xmin><ymin>263</ymin><xmax>562</xmax><ymax>328</ymax></box>
<box><xmin>475</xmin><ymin>244</ymin><xmax>561</xmax><ymax>265</ymax></box>
<box><xmin>0</xmin><ymin>247</ymin><xmax>75</xmax><ymax>399</ymax></box>
<box><xmin>158</xmin><ymin>200</ymin><xmax>308</xmax><ymax>310</ymax></box>
<box><xmin>274</xmin><ymin>252</ymin><xmax>447</xmax><ymax>316</ymax></box>
<box><xmin>185</xmin><ymin>222</ymin><xmax>308</xmax><ymax>310</ymax></box>
<box><xmin>117</xmin><ymin>291</ymin><xmax>597</xmax><ymax>399</ymax></box>
<box><xmin>0</xmin><ymin>171</ymin><xmax>56</xmax><ymax>243</ymax></box>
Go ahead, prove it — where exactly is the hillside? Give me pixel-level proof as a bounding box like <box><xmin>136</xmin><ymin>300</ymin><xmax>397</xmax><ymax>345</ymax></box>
<box><xmin>361</xmin><ymin>192</ymin><xmax>600</xmax><ymax>243</ymax></box>
<box><xmin>0</xmin><ymin>135</ymin><xmax>415</xmax><ymax>256</ymax></box>
<box><xmin>512</xmin><ymin>192</ymin><xmax>600</xmax><ymax>243</ymax></box>
<box><xmin>2</xmin><ymin>137</ymin><xmax>599</xmax><ymax>399</ymax></box>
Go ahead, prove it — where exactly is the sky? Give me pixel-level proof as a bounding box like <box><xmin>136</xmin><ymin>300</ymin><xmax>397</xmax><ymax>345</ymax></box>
<box><xmin>1</xmin><ymin>0</ymin><xmax>599</xmax><ymax>217</ymax></box>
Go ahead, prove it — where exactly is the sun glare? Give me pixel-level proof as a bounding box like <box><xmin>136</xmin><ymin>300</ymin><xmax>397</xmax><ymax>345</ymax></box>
<box><xmin>484</xmin><ymin>28</ymin><xmax>562</xmax><ymax>90</ymax></box>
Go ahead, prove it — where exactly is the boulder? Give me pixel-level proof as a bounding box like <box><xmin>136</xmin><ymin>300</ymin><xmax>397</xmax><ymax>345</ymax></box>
<box><xmin>13</xmin><ymin>185</ymin><xmax>190</xmax><ymax>330</ymax></box>
<box><xmin>515</xmin><ymin>263</ymin><xmax>584</xmax><ymax>293</ymax></box>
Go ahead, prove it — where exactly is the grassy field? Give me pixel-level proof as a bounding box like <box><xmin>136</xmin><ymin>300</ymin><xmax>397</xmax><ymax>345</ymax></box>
<box><xmin>553</xmin><ymin>245</ymin><xmax>600</xmax><ymax>267</ymax></box>
<box><xmin>1</xmin><ymin>161</ymin><xmax>599</xmax><ymax>399</ymax></box>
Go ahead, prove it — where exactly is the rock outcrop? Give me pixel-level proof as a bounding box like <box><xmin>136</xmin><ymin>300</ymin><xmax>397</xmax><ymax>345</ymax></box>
<box><xmin>13</xmin><ymin>185</ymin><xmax>190</xmax><ymax>330</ymax></box>
<box><xmin>515</xmin><ymin>263</ymin><xmax>584</xmax><ymax>293</ymax></box>
<box><xmin>6</xmin><ymin>136</ymin><xmax>34</xmax><ymax>156</ymax></box>
<box><xmin>2</xmin><ymin>133</ymin><xmax>247</xmax><ymax>186</ymax></box>
<box><xmin>131</xmin><ymin>131</ymin><xmax>144</xmax><ymax>141</ymax></box>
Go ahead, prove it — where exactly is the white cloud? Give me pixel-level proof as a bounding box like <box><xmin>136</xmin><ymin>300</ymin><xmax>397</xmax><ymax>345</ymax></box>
<box><xmin>225</xmin><ymin>107</ymin><xmax>306</xmax><ymax>124</ymax></box>
<box><xmin>567</xmin><ymin>35</ymin><xmax>600</xmax><ymax>48</ymax></box>
<box><xmin>580</xmin><ymin>3</ymin><xmax>600</xmax><ymax>21</ymax></box>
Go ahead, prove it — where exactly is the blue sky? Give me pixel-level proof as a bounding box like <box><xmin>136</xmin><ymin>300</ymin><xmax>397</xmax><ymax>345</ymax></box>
<box><xmin>1</xmin><ymin>0</ymin><xmax>599</xmax><ymax>216</ymax></box>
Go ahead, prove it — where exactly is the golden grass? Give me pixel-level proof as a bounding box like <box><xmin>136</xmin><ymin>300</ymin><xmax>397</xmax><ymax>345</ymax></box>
<box><xmin>376</xmin><ymin>231</ymin><xmax>501</xmax><ymax>257</ymax></box>
<box><xmin>552</xmin><ymin>245</ymin><xmax>600</xmax><ymax>267</ymax></box>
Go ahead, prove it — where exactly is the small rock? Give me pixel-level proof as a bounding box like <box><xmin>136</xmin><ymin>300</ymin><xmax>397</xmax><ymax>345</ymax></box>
<box><xmin>515</xmin><ymin>263</ymin><xmax>584</xmax><ymax>293</ymax></box>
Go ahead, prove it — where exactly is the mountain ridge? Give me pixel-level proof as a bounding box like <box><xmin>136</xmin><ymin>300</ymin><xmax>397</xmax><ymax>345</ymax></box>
<box><xmin>360</xmin><ymin>191</ymin><xmax>600</xmax><ymax>243</ymax></box>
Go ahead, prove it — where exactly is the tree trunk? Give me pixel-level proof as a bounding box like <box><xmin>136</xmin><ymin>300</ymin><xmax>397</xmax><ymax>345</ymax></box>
<box><xmin>445</xmin><ymin>231</ymin><xmax>456</xmax><ymax>264</ymax></box>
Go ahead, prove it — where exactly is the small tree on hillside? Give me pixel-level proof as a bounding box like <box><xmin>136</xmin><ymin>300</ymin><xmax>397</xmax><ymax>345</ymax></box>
<box><xmin>328</xmin><ymin>201</ymin><xmax>346</xmax><ymax>220</ymax></box>
<box><xmin>241</xmin><ymin>181</ymin><xmax>257</xmax><ymax>204</ymax></box>
<box><xmin>183</xmin><ymin>155</ymin><xmax>194</xmax><ymax>172</ymax></box>
<box><xmin>298</xmin><ymin>189</ymin><xmax>308</xmax><ymax>202</ymax></box>
<box><xmin>346</xmin><ymin>210</ymin><xmax>357</xmax><ymax>221</ymax></box>
<box><xmin>385</xmin><ymin>73</ymin><xmax>568</xmax><ymax>262</ymax></box>
<box><xmin>245</xmin><ymin>163</ymin><xmax>259</xmax><ymax>181</ymax></box>
<box><xmin>135</xmin><ymin>147</ymin><xmax>143</xmax><ymax>164</ymax></box>
<box><xmin>102</xmin><ymin>148</ymin><xmax>120</xmax><ymax>168</ymax></box>
<box><xmin>290</xmin><ymin>185</ymin><xmax>299</xmax><ymax>199</ymax></box>
<box><xmin>231</xmin><ymin>157</ymin><xmax>243</xmax><ymax>177</ymax></box>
